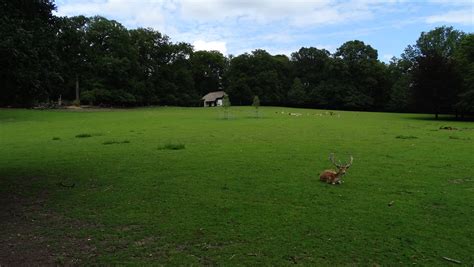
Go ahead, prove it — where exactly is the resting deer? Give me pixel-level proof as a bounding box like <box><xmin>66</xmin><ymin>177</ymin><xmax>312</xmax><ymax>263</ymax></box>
<box><xmin>320</xmin><ymin>154</ymin><xmax>353</xmax><ymax>184</ymax></box>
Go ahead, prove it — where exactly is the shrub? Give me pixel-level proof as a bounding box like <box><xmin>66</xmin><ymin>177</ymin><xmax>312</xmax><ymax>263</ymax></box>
<box><xmin>81</xmin><ymin>90</ymin><xmax>96</xmax><ymax>105</ymax></box>
<box><xmin>112</xmin><ymin>90</ymin><xmax>136</xmax><ymax>106</ymax></box>
<box><xmin>72</xmin><ymin>99</ymin><xmax>80</xmax><ymax>106</ymax></box>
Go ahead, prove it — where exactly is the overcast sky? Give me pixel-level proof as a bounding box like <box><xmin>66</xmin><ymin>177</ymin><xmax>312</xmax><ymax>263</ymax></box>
<box><xmin>55</xmin><ymin>0</ymin><xmax>473</xmax><ymax>62</ymax></box>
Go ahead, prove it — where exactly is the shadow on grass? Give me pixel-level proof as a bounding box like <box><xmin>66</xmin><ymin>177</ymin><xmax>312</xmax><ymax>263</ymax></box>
<box><xmin>405</xmin><ymin>114</ymin><xmax>474</xmax><ymax>122</ymax></box>
<box><xmin>103</xmin><ymin>140</ymin><xmax>130</xmax><ymax>145</ymax></box>
<box><xmin>158</xmin><ymin>143</ymin><xmax>185</xmax><ymax>150</ymax></box>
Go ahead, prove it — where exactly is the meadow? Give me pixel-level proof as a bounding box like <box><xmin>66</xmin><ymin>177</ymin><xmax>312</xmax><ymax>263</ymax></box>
<box><xmin>0</xmin><ymin>106</ymin><xmax>473</xmax><ymax>265</ymax></box>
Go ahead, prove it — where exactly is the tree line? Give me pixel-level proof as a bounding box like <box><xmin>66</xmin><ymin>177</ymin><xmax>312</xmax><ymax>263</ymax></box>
<box><xmin>1</xmin><ymin>1</ymin><xmax>473</xmax><ymax>118</ymax></box>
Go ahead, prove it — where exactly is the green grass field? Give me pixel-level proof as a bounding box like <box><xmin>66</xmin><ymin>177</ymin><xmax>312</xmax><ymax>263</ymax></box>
<box><xmin>1</xmin><ymin>107</ymin><xmax>473</xmax><ymax>265</ymax></box>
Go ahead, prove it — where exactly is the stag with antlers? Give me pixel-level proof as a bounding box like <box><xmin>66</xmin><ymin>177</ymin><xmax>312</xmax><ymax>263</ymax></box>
<box><xmin>320</xmin><ymin>153</ymin><xmax>353</xmax><ymax>185</ymax></box>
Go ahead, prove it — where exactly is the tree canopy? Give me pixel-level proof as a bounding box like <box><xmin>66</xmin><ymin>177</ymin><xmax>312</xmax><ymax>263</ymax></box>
<box><xmin>1</xmin><ymin>1</ymin><xmax>473</xmax><ymax>118</ymax></box>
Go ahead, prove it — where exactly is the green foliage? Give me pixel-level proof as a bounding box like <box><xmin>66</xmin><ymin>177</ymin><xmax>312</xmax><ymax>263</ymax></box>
<box><xmin>0</xmin><ymin>0</ymin><xmax>59</xmax><ymax>106</ymax></box>
<box><xmin>335</xmin><ymin>40</ymin><xmax>378</xmax><ymax>62</ymax></box>
<box><xmin>291</xmin><ymin>47</ymin><xmax>331</xmax><ymax>105</ymax></box>
<box><xmin>415</xmin><ymin>26</ymin><xmax>464</xmax><ymax>58</ymax></box>
<box><xmin>405</xmin><ymin>26</ymin><xmax>466</xmax><ymax>118</ymax></box>
<box><xmin>222</xmin><ymin>94</ymin><xmax>231</xmax><ymax>119</ymax></box>
<box><xmin>252</xmin><ymin>95</ymin><xmax>261</xmax><ymax>117</ymax></box>
<box><xmin>222</xmin><ymin>94</ymin><xmax>231</xmax><ymax>108</ymax></box>
<box><xmin>252</xmin><ymin>95</ymin><xmax>260</xmax><ymax>108</ymax></box>
<box><xmin>0</xmin><ymin>3</ymin><xmax>471</xmax><ymax>117</ymax></box>
<box><xmin>225</xmin><ymin>50</ymin><xmax>289</xmax><ymax>105</ymax></box>
<box><xmin>454</xmin><ymin>34</ymin><xmax>474</xmax><ymax>115</ymax></box>
<box><xmin>455</xmin><ymin>90</ymin><xmax>474</xmax><ymax>113</ymax></box>
<box><xmin>80</xmin><ymin>90</ymin><xmax>96</xmax><ymax>105</ymax></box>
<box><xmin>386</xmin><ymin>58</ymin><xmax>413</xmax><ymax>112</ymax></box>
<box><xmin>1</xmin><ymin>107</ymin><xmax>473</xmax><ymax>265</ymax></box>
<box><xmin>190</xmin><ymin>50</ymin><xmax>227</xmax><ymax>96</ymax></box>
<box><xmin>288</xmin><ymin>78</ymin><xmax>307</xmax><ymax>106</ymax></box>
<box><xmin>72</xmin><ymin>99</ymin><xmax>81</xmax><ymax>107</ymax></box>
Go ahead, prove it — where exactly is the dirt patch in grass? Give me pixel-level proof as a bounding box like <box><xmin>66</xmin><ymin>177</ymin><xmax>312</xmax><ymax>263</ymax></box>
<box><xmin>448</xmin><ymin>136</ymin><xmax>470</xmax><ymax>140</ymax></box>
<box><xmin>103</xmin><ymin>140</ymin><xmax>130</xmax><ymax>145</ymax></box>
<box><xmin>439</xmin><ymin>126</ymin><xmax>458</xmax><ymax>130</ymax></box>
<box><xmin>395</xmin><ymin>135</ymin><xmax>418</xmax><ymax>139</ymax></box>
<box><xmin>75</xmin><ymin>133</ymin><xmax>93</xmax><ymax>138</ymax></box>
<box><xmin>0</xmin><ymin>191</ymin><xmax>100</xmax><ymax>265</ymax></box>
<box><xmin>75</xmin><ymin>133</ymin><xmax>103</xmax><ymax>138</ymax></box>
<box><xmin>158</xmin><ymin>143</ymin><xmax>185</xmax><ymax>150</ymax></box>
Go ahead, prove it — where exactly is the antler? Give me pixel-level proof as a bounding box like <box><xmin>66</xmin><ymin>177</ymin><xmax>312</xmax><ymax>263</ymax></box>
<box><xmin>330</xmin><ymin>153</ymin><xmax>353</xmax><ymax>168</ymax></box>
<box><xmin>345</xmin><ymin>155</ymin><xmax>353</xmax><ymax>168</ymax></box>
<box><xmin>329</xmin><ymin>153</ymin><xmax>341</xmax><ymax>168</ymax></box>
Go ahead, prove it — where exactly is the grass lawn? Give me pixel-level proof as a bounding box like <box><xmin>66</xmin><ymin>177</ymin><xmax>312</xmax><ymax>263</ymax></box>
<box><xmin>0</xmin><ymin>106</ymin><xmax>473</xmax><ymax>265</ymax></box>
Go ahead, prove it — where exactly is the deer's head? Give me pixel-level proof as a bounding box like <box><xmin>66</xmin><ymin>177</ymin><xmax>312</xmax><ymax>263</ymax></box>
<box><xmin>329</xmin><ymin>153</ymin><xmax>353</xmax><ymax>175</ymax></box>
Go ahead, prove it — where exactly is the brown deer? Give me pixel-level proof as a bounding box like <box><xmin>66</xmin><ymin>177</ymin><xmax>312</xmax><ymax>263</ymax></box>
<box><xmin>320</xmin><ymin>154</ymin><xmax>353</xmax><ymax>184</ymax></box>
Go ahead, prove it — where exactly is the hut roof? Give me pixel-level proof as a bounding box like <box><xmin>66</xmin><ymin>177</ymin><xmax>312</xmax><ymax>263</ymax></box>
<box><xmin>201</xmin><ymin>91</ymin><xmax>226</xmax><ymax>102</ymax></box>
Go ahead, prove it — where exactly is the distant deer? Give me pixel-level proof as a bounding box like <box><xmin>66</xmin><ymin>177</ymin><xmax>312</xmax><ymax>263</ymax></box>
<box><xmin>320</xmin><ymin>154</ymin><xmax>353</xmax><ymax>184</ymax></box>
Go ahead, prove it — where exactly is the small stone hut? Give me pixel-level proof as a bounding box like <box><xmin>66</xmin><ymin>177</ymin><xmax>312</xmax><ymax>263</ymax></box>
<box><xmin>201</xmin><ymin>91</ymin><xmax>227</xmax><ymax>107</ymax></box>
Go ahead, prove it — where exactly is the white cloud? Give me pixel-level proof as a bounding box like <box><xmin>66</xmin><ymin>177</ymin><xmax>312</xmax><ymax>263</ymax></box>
<box><xmin>426</xmin><ymin>10</ymin><xmax>474</xmax><ymax>25</ymax></box>
<box><xmin>55</xmin><ymin>0</ymin><xmax>168</xmax><ymax>31</ymax></box>
<box><xmin>427</xmin><ymin>0</ymin><xmax>473</xmax><ymax>6</ymax></box>
<box><xmin>176</xmin><ymin>0</ymin><xmax>381</xmax><ymax>27</ymax></box>
<box><xmin>54</xmin><ymin>0</ymin><xmax>474</xmax><ymax>57</ymax></box>
<box><xmin>192</xmin><ymin>40</ymin><xmax>227</xmax><ymax>54</ymax></box>
<box><xmin>177</xmin><ymin>0</ymin><xmax>331</xmax><ymax>23</ymax></box>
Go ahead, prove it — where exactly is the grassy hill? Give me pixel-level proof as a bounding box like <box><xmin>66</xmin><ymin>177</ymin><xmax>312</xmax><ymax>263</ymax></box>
<box><xmin>1</xmin><ymin>107</ymin><xmax>473</xmax><ymax>265</ymax></box>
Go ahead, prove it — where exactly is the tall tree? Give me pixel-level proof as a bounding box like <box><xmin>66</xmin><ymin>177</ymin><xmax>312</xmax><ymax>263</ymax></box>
<box><xmin>385</xmin><ymin>56</ymin><xmax>415</xmax><ymax>112</ymax></box>
<box><xmin>0</xmin><ymin>0</ymin><xmax>59</xmax><ymax>106</ymax></box>
<box><xmin>288</xmin><ymin>77</ymin><xmax>307</xmax><ymax>106</ymax></box>
<box><xmin>334</xmin><ymin>40</ymin><xmax>389</xmax><ymax>110</ymax></box>
<box><xmin>252</xmin><ymin>95</ymin><xmax>261</xmax><ymax>118</ymax></box>
<box><xmin>408</xmin><ymin>26</ymin><xmax>465</xmax><ymax>118</ymax></box>
<box><xmin>56</xmin><ymin>16</ymin><xmax>90</xmax><ymax>103</ymax></box>
<box><xmin>222</xmin><ymin>94</ymin><xmax>231</xmax><ymax>119</ymax></box>
<box><xmin>454</xmin><ymin>34</ymin><xmax>474</xmax><ymax>116</ymax></box>
<box><xmin>291</xmin><ymin>47</ymin><xmax>331</xmax><ymax>106</ymax></box>
<box><xmin>190</xmin><ymin>50</ymin><xmax>227</xmax><ymax>97</ymax></box>
<box><xmin>225</xmin><ymin>50</ymin><xmax>290</xmax><ymax>106</ymax></box>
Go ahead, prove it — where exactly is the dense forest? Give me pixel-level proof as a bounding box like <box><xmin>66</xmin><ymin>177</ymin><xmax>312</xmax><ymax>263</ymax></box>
<box><xmin>1</xmin><ymin>1</ymin><xmax>473</xmax><ymax>117</ymax></box>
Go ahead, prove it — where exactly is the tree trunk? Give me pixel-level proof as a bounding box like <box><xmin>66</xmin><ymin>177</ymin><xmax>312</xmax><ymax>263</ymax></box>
<box><xmin>75</xmin><ymin>74</ymin><xmax>80</xmax><ymax>102</ymax></box>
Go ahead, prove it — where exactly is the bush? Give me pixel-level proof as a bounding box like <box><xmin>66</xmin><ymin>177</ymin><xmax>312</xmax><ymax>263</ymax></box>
<box><xmin>72</xmin><ymin>99</ymin><xmax>80</xmax><ymax>106</ymax></box>
<box><xmin>81</xmin><ymin>90</ymin><xmax>96</xmax><ymax>105</ymax></box>
<box><xmin>112</xmin><ymin>90</ymin><xmax>136</xmax><ymax>106</ymax></box>
<box><xmin>81</xmin><ymin>89</ymin><xmax>137</xmax><ymax>106</ymax></box>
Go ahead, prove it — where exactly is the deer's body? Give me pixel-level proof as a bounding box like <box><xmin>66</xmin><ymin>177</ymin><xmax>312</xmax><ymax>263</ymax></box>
<box><xmin>320</xmin><ymin>169</ymin><xmax>344</xmax><ymax>184</ymax></box>
<box><xmin>320</xmin><ymin>154</ymin><xmax>353</xmax><ymax>185</ymax></box>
